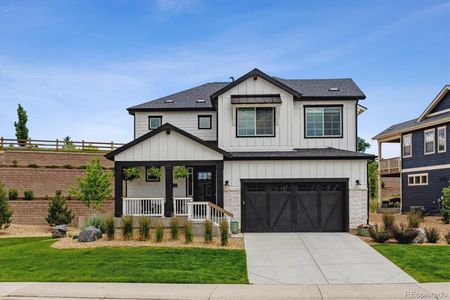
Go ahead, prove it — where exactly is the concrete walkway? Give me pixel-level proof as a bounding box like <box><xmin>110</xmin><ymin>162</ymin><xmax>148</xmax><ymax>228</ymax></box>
<box><xmin>244</xmin><ymin>232</ymin><xmax>417</xmax><ymax>284</ymax></box>
<box><xmin>0</xmin><ymin>282</ymin><xmax>449</xmax><ymax>299</ymax></box>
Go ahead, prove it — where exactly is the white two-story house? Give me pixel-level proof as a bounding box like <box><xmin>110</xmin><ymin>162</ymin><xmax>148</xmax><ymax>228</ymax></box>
<box><xmin>106</xmin><ymin>68</ymin><xmax>374</xmax><ymax>232</ymax></box>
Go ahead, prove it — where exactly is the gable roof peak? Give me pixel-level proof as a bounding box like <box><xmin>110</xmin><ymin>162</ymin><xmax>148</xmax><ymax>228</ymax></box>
<box><xmin>417</xmin><ymin>84</ymin><xmax>450</xmax><ymax>122</ymax></box>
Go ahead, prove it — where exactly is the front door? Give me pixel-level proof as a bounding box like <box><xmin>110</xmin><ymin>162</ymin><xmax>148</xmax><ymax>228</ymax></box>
<box><xmin>194</xmin><ymin>167</ymin><xmax>216</xmax><ymax>203</ymax></box>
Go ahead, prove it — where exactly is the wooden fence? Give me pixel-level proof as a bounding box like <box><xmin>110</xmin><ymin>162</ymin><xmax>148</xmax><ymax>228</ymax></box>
<box><xmin>0</xmin><ymin>138</ymin><xmax>124</xmax><ymax>152</ymax></box>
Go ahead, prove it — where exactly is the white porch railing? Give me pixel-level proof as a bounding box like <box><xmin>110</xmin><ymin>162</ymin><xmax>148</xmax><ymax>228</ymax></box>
<box><xmin>187</xmin><ymin>201</ymin><xmax>233</xmax><ymax>226</ymax></box>
<box><xmin>123</xmin><ymin>198</ymin><xmax>165</xmax><ymax>216</ymax></box>
<box><xmin>174</xmin><ymin>197</ymin><xmax>193</xmax><ymax>216</ymax></box>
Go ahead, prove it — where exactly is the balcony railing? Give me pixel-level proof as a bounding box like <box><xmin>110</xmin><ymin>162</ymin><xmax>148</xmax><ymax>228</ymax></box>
<box><xmin>379</xmin><ymin>157</ymin><xmax>401</xmax><ymax>175</ymax></box>
<box><xmin>123</xmin><ymin>198</ymin><xmax>165</xmax><ymax>216</ymax></box>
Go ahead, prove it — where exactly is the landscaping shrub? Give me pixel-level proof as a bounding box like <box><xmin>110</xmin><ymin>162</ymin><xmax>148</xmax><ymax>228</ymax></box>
<box><xmin>83</xmin><ymin>215</ymin><xmax>106</xmax><ymax>233</ymax></box>
<box><xmin>46</xmin><ymin>165</ymin><xmax>58</xmax><ymax>169</ymax></box>
<box><xmin>45</xmin><ymin>190</ymin><xmax>74</xmax><ymax>226</ymax></box>
<box><xmin>204</xmin><ymin>220</ymin><xmax>213</xmax><ymax>244</ymax></box>
<box><xmin>0</xmin><ymin>183</ymin><xmax>13</xmax><ymax>230</ymax></box>
<box><xmin>407</xmin><ymin>211</ymin><xmax>423</xmax><ymax>228</ymax></box>
<box><xmin>8</xmin><ymin>189</ymin><xmax>18</xmax><ymax>200</ymax></box>
<box><xmin>410</xmin><ymin>207</ymin><xmax>425</xmax><ymax>219</ymax></box>
<box><xmin>382</xmin><ymin>214</ymin><xmax>395</xmax><ymax>231</ymax></box>
<box><xmin>27</xmin><ymin>163</ymin><xmax>38</xmax><ymax>168</ymax></box>
<box><xmin>441</xmin><ymin>210</ymin><xmax>450</xmax><ymax>224</ymax></box>
<box><xmin>170</xmin><ymin>217</ymin><xmax>178</xmax><ymax>240</ymax></box>
<box><xmin>24</xmin><ymin>190</ymin><xmax>33</xmax><ymax>200</ymax></box>
<box><xmin>12</xmin><ymin>160</ymin><xmax>18</xmax><ymax>167</ymax></box>
<box><xmin>121</xmin><ymin>216</ymin><xmax>133</xmax><ymax>240</ymax></box>
<box><xmin>445</xmin><ymin>232</ymin><xmax>450</xmax><ymax>245</ymax></box>
<box><xmin>392</xmin><ymin>224</ymin><xmax>419</xmax><ymax>244</ymax></box>
<box><xmin>155</xmin><ymin>222</ymin><xmax>164</xmax><ymax>242</ymax></box>
<box><xmin>369</xmin><ymin>224</ymin><xmax>392</xmax><ymax>243</ymax></box>
<box><xmin>220</xmin><ymin>219</ymin><xmax>229</xmax><ymax>246</ymax></box>
<box><xmin>139</xmin><ymin>218</ymin><xmax>151</xmax><ymax>241</ymax></box>
<box><xmin>63</xmin><ymin>164</ymin><xmax>73</xmax><ymax>169</ymax></box>
<box><xmin>425</xmin><ymin>227</ymin><xmax>440</xmax><ymax>243</ymax></box>
<box><xmin>104</xmin><ymin>215</ymin><xmax>115</xmax><ymax>240</ymax></box>
<box><xmin>184</xmin><ymin>220</ymin><xmax>193</xmax><ymax>244</ymax></box>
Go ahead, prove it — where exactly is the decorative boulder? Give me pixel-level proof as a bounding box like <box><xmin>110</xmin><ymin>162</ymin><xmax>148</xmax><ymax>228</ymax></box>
<box><xmin>78</xmin><ymin>226</ymin><xmax>102</xmax><ymax>243</ymax></box>
<box><xmin>412</xmin><ymin>228</ymin><xmax>425</xmax><ymax>244</ymax></box>
<box><xmin>51</xmin><ymin>224</ymin><xmax>67</xmax><ymax>239</ymax></box>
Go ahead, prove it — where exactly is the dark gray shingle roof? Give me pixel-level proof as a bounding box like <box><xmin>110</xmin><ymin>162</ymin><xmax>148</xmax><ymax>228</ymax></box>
<box><xmin>228</xmin><ymin>148</ymin><xmax>375</xmax><ymax>160</ymax></box>
<box><xmin>373</xmin><ymin>111</ymin><xmax>450</xmax><ymax>140</ymax></box>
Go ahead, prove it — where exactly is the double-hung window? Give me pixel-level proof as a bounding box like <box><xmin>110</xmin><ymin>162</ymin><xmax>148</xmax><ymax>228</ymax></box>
<box><xmin>148</xmin><ymin>116</ymin><xmax>162</xmax><ymax>130</ymax></box>
<box><xmin>438</xmin><ymin>126</ymin><xmax>446</xmax><ymax>153</ymax></box>
<box><xmin>424</xmin><ymin>129</ymin><xmax>435</xmax><ymax>155</ymax></box>
<box><xmin>305</xmin><ymin>106</ymin><xmax>342</xmax><ymax>138</ymax></box>
<box><xmin>237</xmin><ymin>107</ymin><xmax>275</xmax><ymax>137</ymax></box>
<box><xmin>403</xmin><ymin>134</ymin><xmax>412</xmax><ymax>158</ymax></box>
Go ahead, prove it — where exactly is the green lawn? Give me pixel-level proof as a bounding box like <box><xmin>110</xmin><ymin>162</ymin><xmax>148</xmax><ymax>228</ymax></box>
<box><xmin>373</xmin><ymin>244</ymin><xmax>450</xmax><ymax>282</ymax></box>
<box><xmin>0</xmin><ymin>237</ymin><xmax>248</xmax><ymax>284</ymax></box>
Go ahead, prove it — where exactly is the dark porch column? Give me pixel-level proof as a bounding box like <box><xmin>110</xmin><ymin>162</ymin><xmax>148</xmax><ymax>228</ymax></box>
<box><xmin>114</xmin><ymin>163</ymin><xmax>123</xmax><ymax>217</ymax></box>
<box><xmin>165</xmin><ymin>165</ymin><xmax>174</xmax><ymax>216</ymax></box>
<box><xmin>216</xmin><ymin>162</ymin><xmax>224</xmax><ymax>207</ymax></box>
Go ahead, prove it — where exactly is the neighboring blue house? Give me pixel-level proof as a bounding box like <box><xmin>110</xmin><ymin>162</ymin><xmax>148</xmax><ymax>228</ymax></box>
<box><xmin>374</xmin><ymin>85</ymin><xmax>450</xmax><ymax>212</ymax></box>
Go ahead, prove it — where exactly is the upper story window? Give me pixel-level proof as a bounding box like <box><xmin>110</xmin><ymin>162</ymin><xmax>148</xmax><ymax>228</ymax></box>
<box><xmin>424</xmin><ymin>129</ymin><xmax>435</xmax><ymax>155</ymax></box>
<box><xmin>438</xmin><ymin>126</ymin><xmax>446</xmax><ymax>153</ymax></box>
<box><xmin>148</xmin><ymin>116</ymin><xmax>162</xmax><ymax>130</ymax></box>
<box><xmin>198</xmin><ymin>115</ymin><xmax>212</xmax><ymax>129</ymax></box>
<box><xmin>237</xmin><ymin>107</ymin><xmax>275</xmax><ymax>137</ymax></box>
<box><xmin>305</xmin><ymin>106</ymin><xmax>342</xmax><ymax>138</ymax></box>
<box><xmin>403</xmin><ymin>134</ymin><xmax>412</xmax><ymax>158</ymax></box>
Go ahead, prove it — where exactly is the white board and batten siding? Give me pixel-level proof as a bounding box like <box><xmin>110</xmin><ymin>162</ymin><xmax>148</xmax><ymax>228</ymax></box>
<box><xmin>115</xmin><ymin>129</ymin><xmax>223</xmax><ymax>162</ymax></box>
<box><xmin>223</xmin><ymin>159</ymin><xmax>368</xmax><ymax>229</ymax></box>
<box><xmin>134</xmin><ymin>111</ymin><xmax>217</xmax><ymax>141</ymax></box>
<box><xmin>217</xmin><ymin>76</ymin><xmax>357</xmax><ymax>151</ymax></box>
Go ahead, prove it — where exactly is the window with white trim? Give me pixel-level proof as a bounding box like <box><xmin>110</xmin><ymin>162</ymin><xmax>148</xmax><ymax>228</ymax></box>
<box><xmin>305</xmin><ymin>106</ymin><xmax>342</xmax><ymax>137</ymax></box>
<box><xmin>408</xmin><ymin>173</ymin><xmax>428</xmax><ymax>186</ymax></box>
<box><xmin>424</xmin><ymin>129</ymin><xmax>435</xmax><ymax>155</ymax></box>
<box><xmin>402</xmin><ymin>134</ymin><xmax>412</xmax><ymax>158</ymax></box>
<box><xmin>237</xmin><ymin>107</ymin><xmax>275</xmax><ymax>137</ymax></box>
<box><xmin>438</xmin><ymin>126</ymin><xmax>446</xmax><ymax>153</ymax></box>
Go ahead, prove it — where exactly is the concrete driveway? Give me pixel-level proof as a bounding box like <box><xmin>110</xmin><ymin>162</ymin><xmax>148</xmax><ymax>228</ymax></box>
<box><xmin>244</xmin><ymin>233</ymin><xmax>417</xmax><ymax>285</ymax></box>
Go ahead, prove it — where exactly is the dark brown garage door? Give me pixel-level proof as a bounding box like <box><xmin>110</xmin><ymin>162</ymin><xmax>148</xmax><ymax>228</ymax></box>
<box><xmin>241</xmin><ymin>179</ymin><xmax>348</xmax><ymax>232</ymax></box>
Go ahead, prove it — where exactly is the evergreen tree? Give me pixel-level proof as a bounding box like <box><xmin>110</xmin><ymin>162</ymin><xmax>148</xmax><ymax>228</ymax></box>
<box><xmin>14</xmin><ymin>104</ymin><xmax>29</xmax><ymax>147</ymax></box>
<box><xmin>46</xmin><ymin>190</ymin><xmax>75</xmax><ymax>226</ymax></box>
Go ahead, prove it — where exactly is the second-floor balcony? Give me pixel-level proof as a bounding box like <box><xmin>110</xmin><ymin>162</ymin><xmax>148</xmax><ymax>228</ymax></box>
<box><xmin>379</xmin><ymin>157</ymin><xmax>401</xmax><ymax>175</ymax></box>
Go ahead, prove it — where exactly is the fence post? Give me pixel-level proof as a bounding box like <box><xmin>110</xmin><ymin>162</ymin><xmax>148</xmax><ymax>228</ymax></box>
<box><xmin>0</xmin><ymin>137</ymin><xmax>3</xmax><ymax>149</ymax></box>
<box><xmin>111</xmin><ymin>141</ymin><xmax>114</xmax><ymax>150</ymax></box>
<box><xmin>81</xmin><ymin>140</ymin><xmax>85</xmax><ymax>151</ymax></box>
<box><xmin>28</xmin><ymin>138</ymin><xmax>32</xmax><ymax>149</ymax></box>
<box><xmin>56</xmin><ymin>139</ymin><xmax>59</xmax><ymax>151</ymax></box>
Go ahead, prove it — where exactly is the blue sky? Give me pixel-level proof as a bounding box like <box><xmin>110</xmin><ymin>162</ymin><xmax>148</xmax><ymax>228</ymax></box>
<box><xmin>0</xmin><ymin>0</ymin><xmax>449</xmax><ymax>157</ymax></box>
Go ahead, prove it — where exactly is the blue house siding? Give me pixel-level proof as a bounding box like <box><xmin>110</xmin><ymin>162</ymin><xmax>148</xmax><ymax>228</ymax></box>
<box><xmin>402</xmin><ymin>168</ymin><xmax>450</xmax><ymax>212</ymax></box>
<box><xmin>430</xmin><ymin>93</ymin><xmax>450</xmax><ymax>114</ymax></box>
<box><xmin>402</xmin><ymin>123</ymin><xmax>450</xmax><ymax>169</ymax></box>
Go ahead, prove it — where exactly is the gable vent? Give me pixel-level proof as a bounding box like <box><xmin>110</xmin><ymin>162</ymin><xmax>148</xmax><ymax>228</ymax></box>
<box><xmin>164</xmin><ymin>99</ymin><xmax>174</xmax><ymax>103</ymax></box>
<box><xmin>328</xmin><ymin>87</ymin><xmax>340</xmax><ymax>91</ymax></box>
<box><xmin>196</xmin><ymin>99</ymin><xmax>206</xmax><ymax>103</ymax></box>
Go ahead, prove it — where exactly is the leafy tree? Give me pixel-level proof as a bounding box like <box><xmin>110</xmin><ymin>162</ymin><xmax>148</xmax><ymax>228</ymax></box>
<box><xmin>0</xmin><ymin>182</ymin><xmax>13</xmax><ymax>230</ymax></box>
<box><xmin>14</xmin><ymin>104</ymin><xmax>29</xmax><ymax>147</ymax></box>
<box><xmin>357</xmin><ymin>137</ymin><xmax>371</xmax><ymax>153</ymax></box>
<box><xmin>46</xmin><ymin>190</ymin><xmax>75</xmax><ymax>226</ymax></box>
<box><xmin>62</xmin><ymin>136</ymin><xmax>76</xmax><ymax>151</ymax></box>
<box><xmin>368</xmin><ymin>161</ymin><xmax>378</xmax><ymax>200</ymax></box>
<box><xmin>123</xmin><ymin>167</ymin><xmax>140</xmax><ymax>197</ymax></box>
<box><xmin>442</xmin><ymin>181</ymin><xmax>450</xmax><ymax>208</ymax></box>
<box><xmin>69</xmin><ymin>157</ymin><xmax>112</xmax><ymax>214</ymax></box>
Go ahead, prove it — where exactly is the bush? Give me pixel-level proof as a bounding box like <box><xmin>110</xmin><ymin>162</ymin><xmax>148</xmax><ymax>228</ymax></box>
<box><xmin>8</xmin><ymin>189</ymin><xmax>18</xmax><ymax>200</ymax></box>
<box><xmin>12</xmin><ymin>160</ymin><xmax>18</xmax><ymax>167</ymax></box>
<box><xmin>63</xmin><ymin>164</ymin><xmax>73</xmax><ymax>169</ymax></box>
<box><xmin>0</xmin><ymin>183</ymin><xmax>13</xmax><ymax>230</ymax></box>
<box><xmin>204</xmin><ymin>220</ymin><xmax>213</xmax><ymax>244</ymax></box>
<box><xmin>441</xmin><ymin>210</ymin><xmax>450</xmax><ymax>224</ymax></box>
<box><xmin>369</xmin><ymin>224</ymin><xmax>392</xmax><ymax>243</ymax></box>
<box><xmin>104</xmin><ymin>215</ymin><xmax>115</xmax><ymax>240</ymax></box>
<box><xmin>139</xmin><ymin>218</ymin><xmax>151</xmax><ymax>241</ymax></box>
<box><xmin>27</xmin><ymin>163</ymin><xmax>38</xmax><ymax>168</ymax></box>
<box><xmin>45</xmin><ymin>190</ymin><xmax>75</xmax><ymax>226</ymax></box>
<box><xmin>155</xmin><ymin>223</ymin><xmax>164</xmax><ymax>242</ymax></box>
<box><xmin>382</xmin><ymin>214</ymin><xmax>395</xmax><ymax>231</ymax></box>
<box><xmin>184</xmin><ymin>221</ymin><xmax>193</xmax><ymax>244</ymax></box>
<box><xmin>445</xmin><ymin>232</ymin><xmax>450</xmax><ymax>245</ymax></box>
<box><xmin>392</xmin><ymin>224</ymin><xmax>419</xmax><ymax>244</ymax></box>
<box><xmin>220</xmin><ymin>219</ymin><xmax>229</xmax><ymax>246</ymax></box>
<box><xmin>46</xmin><ymin>165</ymin><xmax>58</xmax><ymax>169</ymax></box>
<box><xmin>170</xmin><ymin>217</ymin><xmax>178</xmax><ymax>240</ymax></box>
<box><xmin>407</xmin><ymin>211</ymin><xmax>423</xmax><ymax>228</ymax></box>
<box><xmin>410</xmin><ymin>207</ymin><xmax>425</xmax><ymax>219</ymax></box>
<box><xmin>24</xmin><ymin>190</ymin><xmax>33</xmax><ymax>200</ymax></box>
<box><xmin>121</xmin><ymin>216</ymin><xmax>133</xmax><ymax>240</ymax></box>
<box><xmin>425</xmin><ymin>227</ymin><xmax>440</xmax><ymax>243</ymax></box>
<box><xmin>83</xmin><ymin>215</ymin><xmax>105</xmax><ymax>233</ymax></box>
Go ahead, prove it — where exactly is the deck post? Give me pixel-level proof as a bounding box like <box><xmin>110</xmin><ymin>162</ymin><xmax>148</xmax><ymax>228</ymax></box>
<box><xmin>165</xmin><ymin>165</ymin><xmax>174</xmax><ymax>216</ymax></box>
<box><xmin>114</xmin><ymin>163</ymin><xmax>123</xmax><ymax>217</ymax></box>
<box><xmin>377</xmin><ymin>141</ymin><xmax>382</xmax><ymax>208</ymax></box>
